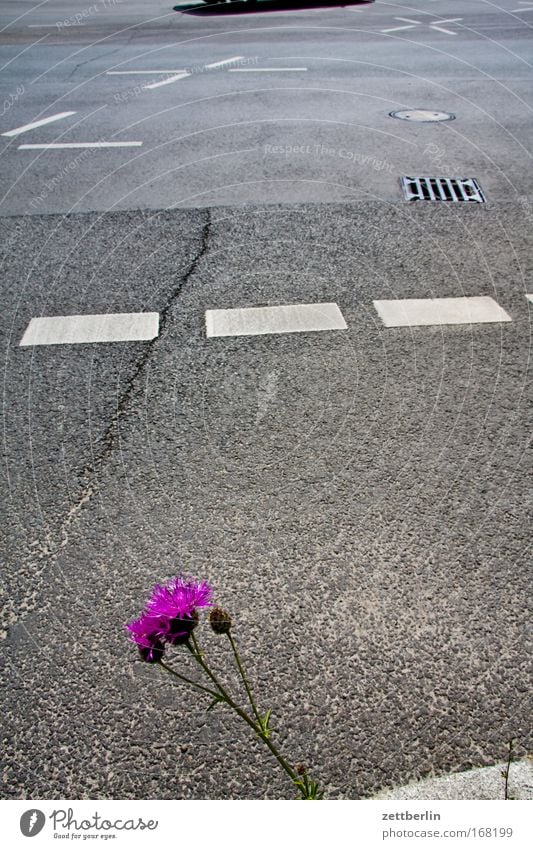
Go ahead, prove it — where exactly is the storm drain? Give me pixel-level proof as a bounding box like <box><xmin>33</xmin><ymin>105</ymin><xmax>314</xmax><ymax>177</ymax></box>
<box><xmin>401</xmin><ymin>176</ymin><xmax>485</xmax><ymax>203</ymax></box>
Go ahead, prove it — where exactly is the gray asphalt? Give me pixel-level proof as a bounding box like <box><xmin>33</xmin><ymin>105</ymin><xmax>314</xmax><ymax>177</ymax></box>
<box><xmin>1</xmin><ymin>0</ymin><xmax>532</xmax><ymax>212</ymax></box>
<box><xmin>1</xmin><ymin>0</ymin><xmax>532</xmax><ymax>801</ymax></box>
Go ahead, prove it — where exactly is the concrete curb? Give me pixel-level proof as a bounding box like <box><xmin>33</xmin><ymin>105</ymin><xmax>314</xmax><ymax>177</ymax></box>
<box><xmin>372</xmin><ymin>759</ymin><xmax>533</xmax><ymax>800</ymax></box>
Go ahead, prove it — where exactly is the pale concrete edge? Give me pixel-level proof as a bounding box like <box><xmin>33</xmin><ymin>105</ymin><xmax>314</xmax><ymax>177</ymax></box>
<box><xmin>371</xmin><ymin>759</ymin><xmax>533</xmax><ymax>801</ymax></box>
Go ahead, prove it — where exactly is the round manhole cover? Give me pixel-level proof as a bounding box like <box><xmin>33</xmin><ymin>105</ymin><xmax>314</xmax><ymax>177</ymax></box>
<box><xmin>389</xmin><ymin>109</ymin><xmax>455</xmax><ymax>123</ymax></box>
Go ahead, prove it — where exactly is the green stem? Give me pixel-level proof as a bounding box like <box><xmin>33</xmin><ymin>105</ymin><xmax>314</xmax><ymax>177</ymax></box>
<box><xmin>227</xmin><ymin>632</ymin><xmax>262</xmax><ymax>725</ymax></box>
<box><xmin>188</xmin><ymin>633</ymin><xmax>299</xmax><ymax>786</ymax></box>
<box><xmin>504</xmin><ymin>738</ymin><xmax>514</xmax><ymax>800</ymax></box>
<box><xmin>158</xmin><ymin>659</ymin><xmax>220</xmax><ymax>700</ymax></box>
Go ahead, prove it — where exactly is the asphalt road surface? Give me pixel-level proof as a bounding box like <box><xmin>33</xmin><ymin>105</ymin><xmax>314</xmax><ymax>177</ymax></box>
<box><xmin>1</xmin><ymin>0</ymin><xmax>532</xmax><ymax>800</ymax></box>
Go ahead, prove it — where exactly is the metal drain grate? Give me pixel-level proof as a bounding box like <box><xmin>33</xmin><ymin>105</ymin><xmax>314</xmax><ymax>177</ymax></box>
<box><xmin>401</xmin><ymin>176</ymin><xmax>485</xmax><ymax>203</ymax></box>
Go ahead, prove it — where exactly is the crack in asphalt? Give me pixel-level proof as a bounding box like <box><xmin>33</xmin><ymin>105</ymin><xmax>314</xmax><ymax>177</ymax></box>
<box><xmin>68</xmin><ymin>38</ymin><xmax>134</xmax><ymax>78</ymax></box>
<box><xmin>1</xmin><ymin>209</ymin><xmax>212</xmax><ymax>638</ymax></box>
<box><xmin>85</xmin><ymin>208</ymin><xmax>211</xmax><ymax>474</ymax></box>
<box><xmin>49</xmin><ymin>209</ymin><xmax>211</xmax><ymax>555</ymax></box>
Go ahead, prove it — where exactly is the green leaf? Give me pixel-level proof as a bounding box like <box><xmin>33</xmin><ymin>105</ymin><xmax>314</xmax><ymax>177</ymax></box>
<box><xmin>206</xmin><ymin>694</ymin><xmax>224</xmax><ymax>712</ymax></box>
<box><xmin>258</xmin><ymin>708</ymin><xmax>273</xmax><ymax>738</ymax></box>
<box><xmin>293</xmin><ymin>774</ymin><xmax>323</xmax><ymax>800</ymax></box>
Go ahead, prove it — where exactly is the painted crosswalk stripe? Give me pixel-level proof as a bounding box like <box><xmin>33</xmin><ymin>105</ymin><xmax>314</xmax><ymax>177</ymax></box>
<box><xmin>373</xmin><ymin>297</ymin><xmax>512</xmax><ymax>328</ymax></box>
<box><xmin>144</xmin><ymin>72</ymin><xmax>190</xmax><ymax>90</ymax></box>
<box><xmin>18</xmin><ymin>141</ymin><xmax>142</xmax><ymax>149</ymax></box>
<box><xmin>206</xmin><ymin>303</ymin><xmax>347</xmax><ymax>338</ymax></box>
<box><xmin>2</xmin><ymin>111</ymin><xmax>76</xmax><ymax>138</ymax></box>
<box><xmin>19</xmin><ymin>313</ymin><xmax>159</xmax><ymax>346</ymax></box>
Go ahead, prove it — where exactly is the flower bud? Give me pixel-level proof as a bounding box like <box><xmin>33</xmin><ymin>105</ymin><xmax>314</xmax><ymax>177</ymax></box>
<box><xmin>209</xmin><ymin>607</ymin><xmax>232</xmax><ymax>635</ymax></box>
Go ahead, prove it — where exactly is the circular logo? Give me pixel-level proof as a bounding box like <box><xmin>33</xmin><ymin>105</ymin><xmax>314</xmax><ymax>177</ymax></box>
<box><xmin>20</xmin><ymin>810</ymin><xmax>46</xmax><ymax>837</ymax></box>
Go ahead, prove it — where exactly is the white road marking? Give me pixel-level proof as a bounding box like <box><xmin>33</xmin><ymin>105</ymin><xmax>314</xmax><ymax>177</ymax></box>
<box><xmin>429</xmin><ymin>17</ymin><xmax>462</xmax><ymax>35</ymax></box>
<box><xmin>144</xmin><ymin>72</ymin><xmax>190</xmax><ymax>90</ymax></box>
<box><xmin>2</xmin><ymin>111</ymin><xmax>76</xmax><ymax>137</ymax></box>
<box><xmin>381</xmin><ymin>25</ymin><xmax>416</xmax><ymax>33</ymax></box>
<box><xmin>18</xmin><ymin>141</ymin><xmax>142</xmax><ymax>149</ymax></box>
<box><xmin>205</xmin><ymin>56</ymin><xmax>244</xmax><ymax>69</ymax></box>
<box><xmin>525</xmin><ymin>294</ymin><xmax>533</xmax><ymax>303</ymax></box>
<box><xmin>228</xmin><ymin>68</ymin><xmax>308</xmax><ymax>73</ymax></box>
<box><xmin>511</xmin><ymin>5</ymin><xmax>533</xmax><ymax>9</ymax></box>
<box><xmin>431</xmin><ymin>25</ymin><xmax>458</xmax><ymax>35</ymax></box>
<box><xmin>19</xmin><ymin>313</ymin><xmax>159</xmax><ymax>346</ymax></box>
<box><xmin>373</xmin><ymin>297</ymin><xmax>512</xmax><ymax>328</ymax></box>
<box><xmin>381</xmin><ymin>17</ymin><xmax>462</xmax><ymax>35</ymax></box>
<box><xmin>206</xmin><ymin>303</ymin><xmax>347</xmax><ymax>338</ymax></box>
<box><xmin>106</xmin><ymin>70</ymin><xmax>187</xmax><ymax>75</ymax></box>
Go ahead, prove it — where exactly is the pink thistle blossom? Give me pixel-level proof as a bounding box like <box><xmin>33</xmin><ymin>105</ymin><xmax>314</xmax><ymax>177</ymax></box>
<box><xmin>146</xmin><ymin>576</ymin><xmax>212</xmax><ymax>620</ymax></box>
<box><xmin>125</xmin><ymin>613</ymin><xmax>166</xmax><ymax>663</ymax></box>
<box><xmin>126</xmin><ymin>576</ymin><xmax>213</xmax><ymax>660</ymax></box>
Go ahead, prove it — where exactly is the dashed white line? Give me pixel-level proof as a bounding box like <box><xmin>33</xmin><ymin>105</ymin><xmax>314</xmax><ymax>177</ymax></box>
<box><xmin>143</xmin><ymin>72</ymin><xmax>191</xmax><ymax>90</ymax></box>
<box><xmin>431</xmin><ymin>25</ymin><xmax>458</xmax><ymax>35</ymax></box>
<box><xmin>373</xmin><ymin>297</ymin><xmax>512</xmax><ymax>328</ymax></box>
<box><xmin>205</xmin><ymin>56</ymin><xmax>244</xmax><ymax>69</ymax></box>
<box><xmin>228</xmin><ymin>68</ymin><xmax>308</xmax><ymax>73</ymax></box>
<box><xmin>2</xmin><ymin>111</ymin><xmax>76</xmax><ymax>137</ymax></box>
<box><xmin>17</xmin><ymin>142</ymin><xmax>142</xmax><ymax>150</ymax></box>
<box><xmin>381</xmin><ymin>25</ymin><xmax>416</xmax><ymax>33</ymax></box>
<box><xmin>18</xmin><ymin>141</ymin><xmax>142</xmax><ymax>149</ymax></box>
<box><xmin>106</xmin><ymin>70</ymin><xmax>187</xmax><ymax>75</ymax></box>
<box><xmin>19</xmin><ymin>313</ymin><xmax>159</xmax><ymax>346</ymax></box>
<box><xmin>206</xmin><ymin>303</ymin><xmax>347</xmax><ymax>338</ymax></box>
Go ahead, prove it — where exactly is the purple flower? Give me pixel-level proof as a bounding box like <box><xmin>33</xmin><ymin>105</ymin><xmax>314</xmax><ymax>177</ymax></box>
<box><xmin>146</xmin><ymin>576</ymin><xmax>212</xmax><ymax>645</ymax></box>
<box><xmin>126</xmin><ymin>576</ymin><xmax>213</xmax><ymax>660</ymax></box>
<box><xmin>126</xmin><ymin>613</ymin><xmax>166</xmax><ymax>663</ymax></box>
<box><xmin>147</xmin><ymin>576</ymin><xmax>212</xmax><ymax>620</ymax></box>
